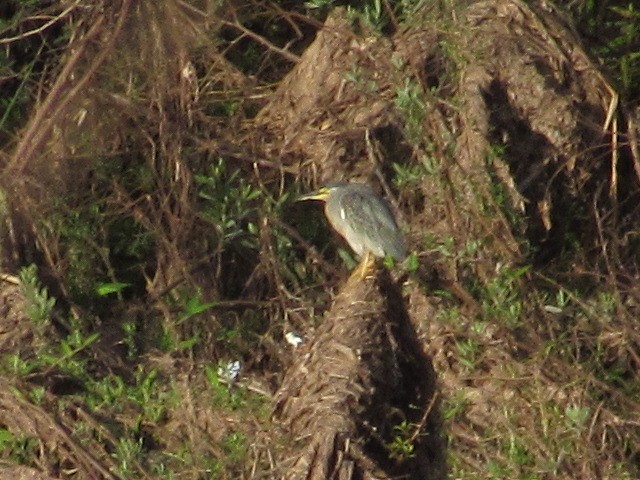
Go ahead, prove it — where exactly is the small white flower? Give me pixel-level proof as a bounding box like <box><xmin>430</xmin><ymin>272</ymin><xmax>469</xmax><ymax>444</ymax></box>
<box><xmin>218</xmin><ymin>360</ymin><xmax>241</xmax><ymax>382</ymax></box>
<box><xmin>285</xmin><ymin>331</ymin><xmax>304</xmax><ymax>348</ymax></box>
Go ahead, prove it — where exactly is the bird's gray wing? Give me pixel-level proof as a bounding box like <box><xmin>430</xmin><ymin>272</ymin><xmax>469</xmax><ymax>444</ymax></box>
<box><xmin>341</xmin><ymin>189</ymin><xmax>406</xmax><ymax>259</ymax></box>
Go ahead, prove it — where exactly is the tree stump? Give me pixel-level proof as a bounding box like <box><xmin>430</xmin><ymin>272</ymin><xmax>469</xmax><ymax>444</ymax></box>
<box><xmin>274</xmin><ymin>268</ymin><xmax>444</xmax><ymax>479</ymax></box>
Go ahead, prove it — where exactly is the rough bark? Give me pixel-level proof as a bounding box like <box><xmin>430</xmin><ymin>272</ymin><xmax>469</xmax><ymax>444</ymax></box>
<box><xmin>274</xmin><ymin>269</ymin><xmax>443</xmax><ymax>480</ymax></box>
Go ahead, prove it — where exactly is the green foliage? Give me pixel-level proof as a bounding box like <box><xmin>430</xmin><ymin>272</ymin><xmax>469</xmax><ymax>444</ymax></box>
<box><xmin>87</xmin><ymin>367</ymin><xmax>175</xmax><ymax>425</ymax></box>
<box><xmin>0</xmin><ymin>427</ymin><xmax>39</xmax><ymax>466</ymax></box>
<box><xmin>3</xmin><ymin>267</ymin><xmax>99</xmax><ymax>380</ymax></box>
<box><xmin>392</xmin><ymin>151</ymin><xmax>442</xmax><ymax>198</ymax></box>
<box><xmin>561</xmin><ymin>0</ymin><xmax>640</xmax><ymax>100</ymax></box>
<box><xmin>204</xmin><ymin>362</ymin><xmax>268</xmax><ymax>417</ymax></box>
<box><xmin>196</xmin><ymin>158</ymin><xmax>261</xmax><ymax>250</ymax></box>
<box><xmin>344</xmin><ymin>64</ymin><xmax>380</xmax><ymax>93</ymax></box>
<box><xmin>481</xmin><ymin>265</ymin><xmax>529</xmax><ymax>328</ymax></box>
<box><xmin>394</xmin><ymin>0</ymin><xmax>430</xmax><ymax>23</ymax></box>
<box><xmin>112</xmin><ymin>436</ymin><xmax>144</xmax><ymax>478</ymax></box>
<box><xmin>345</xmin><ymin>0</ymin><xmax>386</xmax><ymax>34</ymax></box>
<box><xmin>268</xmin><ymin>194</ymin><xmax>318</xmax><ymax>286</ymax></box>
<box><xmin>121</xmin><ymin>320</ymin><xmax>138</xmax><ymax>358</ymax></box>
<box><xmin>394</xmin><ymin>78</ymin><xmax>427</xmax><ymax>146</ymax></box>
<box><xmin>95</xmin><ymin>282</ymin><xmax>130</xmax><ymax>296</ymax></box>
<box><xmin>178</xmin><ymin>291</ymin><xmax>217</xmax><ymax>325</ymax></box>
<box><xmin>31</xmin><ymin>148</ymin><xmax>156</xmax><ymax>311</ymax></box>
<box><xmin>18</xmin><ymin>264</ymin><xmax>55</xmax><ymax>330</ymax></box>
<box><xmin>37</xmin><ymin>328</ymin><xmax>99</xmax><ymax>378</ymax></box>
<box><xmin>205</xmin><ymin>364</ymin><xmax>246</xmax><ymax>410</ymax></box>
<box><xmin>222</xmin><ymin>431</ymin><xmax>248</xmax><ymax>466</ymax></box>
<box><xmin>386</xmin><ymin>420</ymin><xmax>416</xmax><ymax>461</ymax></box>
<box><xmin>455</xmin><ymin>337</ymin><xmax>482</xmax><ymax>371</ymax></box>
<box><xmin>337</xmin><ymin>247</ymin><xmax>358</xmax><ymax>270</ymax></box>
<box><xmin>484</xmin><ymin>148</ymin><xmax>528</xmax><ymax>235</ymax></box>
<box><xmin>43</xmin><ymin>196</ymin><xmax>151</xmax><ymax>309</ymax></box>
<box><xmin>382</xmin><ymin>253</ymin><xmax>401</xmax><ymax>269</ymax></box>
<box><xmin>564</xmin><ymin>404</ymin><xmax>590</xmax><ymax>432</ymax></box>
<box><xmin>344</xmin><ymin>0</ymin><xmax>432</xmax><ymax>34</ymax></box>
<box><xmin>0</xmin><ymin>320</ymin><xmax>98</xmax><ymax>378</ymax></box>
<box><xmin>404</xmin><ymin>251</ymin><xmax>420</xmax><ymax>272</ymax></box>
<box><xmin>442</xmin><ymin>390</ymin><xmax>469</xmax><ymax>421</ymax></box>
<box><xmin>0</xmin><ymin>427</ymin><xmax>15</xmax><ymax>450</ymax></box>
<box><xmin>28</xmin><ymin>385</ymin><xmax>45</xmax><ymax>404</ymax></box>
<box><xmin>59</xmin><ymin>209</ymin><xmax>105</xmax><ymax>303</ymax></box>
<box><xmin>156</xmin><ymin>322</ymin><xmax>200</xmax><ymax>353</ymax></box>
<box><xmin>497</xmin><ymin>435</ymin><xmax>536</xmax><ymax>478</ymax></box>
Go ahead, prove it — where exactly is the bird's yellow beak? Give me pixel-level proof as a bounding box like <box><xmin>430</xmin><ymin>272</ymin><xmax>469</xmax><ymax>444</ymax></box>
<box><xmin>298</xmin><ymin>187</ymin><xmax>330</xmax><ymax>202</ymax></box>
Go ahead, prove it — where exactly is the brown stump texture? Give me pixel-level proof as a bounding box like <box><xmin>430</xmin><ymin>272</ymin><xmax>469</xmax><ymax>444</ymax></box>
<box><xmin>274</xmin><ymin>269</ymin><xmax>444</xmax><ymax>480</ymax></box>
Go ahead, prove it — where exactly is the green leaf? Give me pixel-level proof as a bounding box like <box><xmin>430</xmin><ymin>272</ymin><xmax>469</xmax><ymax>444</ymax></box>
<box><xmin>96</xmin><ymin>282</ymin><xmax>130</xmax><ymax>296</ymax></box>
<box><xmin>405</xmin><ymin>252</ymin><xmax>420</xmax><ymax>272</ymax></box>
<box><xmin>177</xmin><ymin>294</ymin><xmax>217</xmax><ymax>325</ymax></box>
<box><xmin>185</xmin><ymin>296</ymin><xmax>216</xmax><ymax>316</ymax></box>
<box><xmin>0</xmin><ymin>428</ymin><xmax>15</xmax><ymax>447</ymax></box>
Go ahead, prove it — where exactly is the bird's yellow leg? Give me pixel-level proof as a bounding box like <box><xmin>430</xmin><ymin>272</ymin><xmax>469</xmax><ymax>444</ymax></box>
<box><xmin>362</xmin><ymin>250</ymin><xmax>376</xmax><ymax>277</ymax></box>
<box><xmin>348</xmin><ymin>250</ymin><xmax>375</xmax><ymax>283</ymax></box>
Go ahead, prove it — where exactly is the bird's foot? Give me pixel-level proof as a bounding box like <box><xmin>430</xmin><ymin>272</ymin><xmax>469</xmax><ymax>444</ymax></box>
<box><xmin>348</xmin><ymin>251</ymin><xmax>376</xmax><ymax>283</ymax></box>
